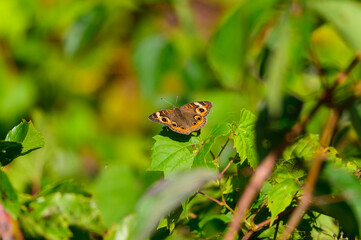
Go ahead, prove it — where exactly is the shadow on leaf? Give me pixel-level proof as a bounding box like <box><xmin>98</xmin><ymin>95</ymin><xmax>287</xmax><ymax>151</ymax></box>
<box><xmin>159</xmin><ymin>126</ymin><xmax>200</xmax><ymax>142</ymax></box>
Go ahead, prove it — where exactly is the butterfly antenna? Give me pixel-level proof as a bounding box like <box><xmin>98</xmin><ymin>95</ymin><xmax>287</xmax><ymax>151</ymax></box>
<box><xmin>175</xmin><ymin>96</ymin><xmax>179</xmax><ymax>106</ymax></box>
<box><xmin>160</xmin><ymin>97</ymin><xmax>176</xmax><ymax>108</ymax></box>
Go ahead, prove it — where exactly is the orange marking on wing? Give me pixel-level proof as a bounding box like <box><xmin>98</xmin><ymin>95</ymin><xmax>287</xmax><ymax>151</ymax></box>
<box><xmin>191</xmin><ymin>118</ymin><xmax>204</xmax><ymax>129</ymax></box>
<box><xmin>166</xmin><ymin>110</ymin><xmax>170</xmax><ymax>113</ymax></box>
<box><xmin>204</xmin><ymin>102</ymin><xmax>208</xmax><ymax>107</ymax></box>
<box><xmin>189</xmin><ymin>103</ymin><xmax>193</xmax><ymax>108</ymax></box>
<box><xmin>171</xmin><ymin>126</ymin><xmax>190</xmax><ymax>132</ymax></box>
<box><xmin>185</xmin><ymin>105</ymin><xmax>189</xmax><ymax>109</ymax></box>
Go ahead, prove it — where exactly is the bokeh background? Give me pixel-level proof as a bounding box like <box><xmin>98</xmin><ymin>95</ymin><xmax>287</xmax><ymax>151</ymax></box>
<box><xmin>1</xmin><ymin>0</ymin><xmax>357</xmax><ymax>229</ymax></box>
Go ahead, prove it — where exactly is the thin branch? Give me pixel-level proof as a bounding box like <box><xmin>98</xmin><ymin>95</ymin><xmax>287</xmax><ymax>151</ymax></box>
<box><xmin>241</xmin><ymin>208</ymin><xmax>295</xmax><ymax>240</ymax></box>
<box><xmin>199</xmin><ymin>191</ymin><xmax>223</xmax><ymax>206</ymax></box>
<box><xmin>225</xmin><ymin>149</ymin><xmax>282</xmax><ymax>240</ymax></box>
<box><xmin>333</xmin><ymin>52</ymin><xmax>360</xmax><ymax>87</ymax></box>
<box><xmin>273</xmin><ymin>217</ymin><xmax>281</xmax><ymax>240</ymax></box>
<box><xmin>223</xmin><ymin>53</ymin><xmax>361</xmax><ymax>240</ymax></box>
<box><xmin>220</xmin><ymin>158</ymin><xmax>235</xmax><ymax>177</ymax></box>
<box><xmin>218</xmin><ymin>180</ymin><xmax>236</xmax><ymax>214</ymax></box>
<box><xmin>210</xmin><ymin>150</ymin><xmax>216</xmax><ymax>160</ymax></box>
<box><xmin>199</xmin><ymin>190</ymin><xmax>235</xmax><ymax>214</ymax></box>
<box><xmin>217</xmin><ymin>137</ymin><xmax>230</xmax><ymax>161</ymax></box>
<box><xmin>311</xmin><ymin>194</ymin><xmax>346</xmax><ymax>206</ymax></box>
<box><xmin>280</xmin><ymin>108</ymin><xmax>340</xmax><ymax>239</ymax></box>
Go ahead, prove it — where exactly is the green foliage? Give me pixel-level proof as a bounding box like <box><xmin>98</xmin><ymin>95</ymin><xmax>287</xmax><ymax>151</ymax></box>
<box><xmin>0</xmin><ymin>169</ymin><xmax>20</xmax><ymax>217</ymax></box>
<box><xmin>2</xmin><ymin>0</ymin><xmax>361</xmax><ymax>239</ymax></box>
<box><xmin>20</xmin><ymin>191</ymin><xmax>104</xmax><ymax>239</ymax></box>
<box><xmin>130</xmin><ymin>169</ymin><xmax>216</xmax><ymax>240</ymax></box>
<box><xmin>308</xmin><ymin>0</ymin><xmax>361</xmax><ymax>51</ymax></box>
<box><xmin>0</xmin><ymin>120</ymin><xmax>44</xmax><ymax>166</ymax></box>
<box><xmin>149</xmin><ymin>134</ymin><xmax>202</xmax><ymax>178</ymax></box>
<box><xmin>267</xmin><ymin>178</ymin><xmax>298</xmax><ymax>225</ymax></box>
<box><xmin>193</xmin><ymin>123</ymin><xmax>231</xmax><ymax>167</ymax></box>
<box><xmin>231</xmin><ymin>109</ymin><xmax>257</xmax><ymax>167</ymax></box>
<box><xmin>0</xmin><ymin>122</ymin><xmax>104</xmax><ymax>239</ymax></box>
<box><xmin>134</xmin><ymin>35</ymin><xmax>177</xmax><ymax>98</ymax></box>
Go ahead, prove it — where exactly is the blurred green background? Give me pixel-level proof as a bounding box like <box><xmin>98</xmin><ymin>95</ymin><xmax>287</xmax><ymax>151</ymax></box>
<box><xmin>1</xmin><ymin>0</ymin><xmax>359</xmax><ymax>229</ymax></box>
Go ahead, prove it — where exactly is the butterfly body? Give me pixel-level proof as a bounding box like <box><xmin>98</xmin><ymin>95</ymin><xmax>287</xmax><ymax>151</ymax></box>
<box><xmin>148</xmin><ymin>101</ymin><xmax>213</xmax><ymax>135</ymax></box>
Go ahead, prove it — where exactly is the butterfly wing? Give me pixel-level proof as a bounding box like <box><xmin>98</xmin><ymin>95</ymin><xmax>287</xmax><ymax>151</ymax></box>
<box><xmin>179</xmin><ymin>101</ymin><xmax>213</xmax><ymax>132</ymax></box>
<box><xmin>179</xmin><ymin>101</ymin><xmax>213</xmax><ymax>116</ymax></box>
<box><xmin>148</xmin><ymin>108</ymin><xmax>192</xmax><ymax>134</ymax></box>
<box><xmin>148</xmin><ymin>109</ymin><xmax>175</xmax><ymax>127</ymax></box>
<box><xmin>148</xmin><ymin>101</ymin><xmax>213</xmax><ymax>135</ymax></box>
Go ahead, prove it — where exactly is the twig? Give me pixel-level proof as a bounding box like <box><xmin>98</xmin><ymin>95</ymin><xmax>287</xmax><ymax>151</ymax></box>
<box><xmin>273</xmin><ymin>217</ymin><xmax>281</xmax><ymax>240</ymax></box>
<box><xmin>225</xmin><ymin>149</ymin><xmax>282</xmax><ymax>240</ymax></box>
<box><xmin>223</xmin><ymin>53</ymin><xmax>360</xmax><ymax>240</ymax></box>
<box><xmin>216</xmin><ymin>137</ymin><xmax>230</xmax><ymax>161</ymax></box>
<box><xmin>279</xmin><ymin>108</ymin><xmax>340</xmax><ymax>239</ymax></box>
<box><xmin>210</xmin><ymin>150</ymin><xmax>216</xmax><ymax>160</ymax></box>
<box><xmin>241</xmin><ymin>208</ymin><xmax>295</xmax><ymax>240</ymax></box>
<box><xmin>218</xmin><ymin>179</ymin><xmax>236</xmax><ymax>214</ymax></box>
<box><xmin>199</xmin><ymin>191</ymin><xmax>223</xmax><ymax>206</ymax></box>
<box><xmin>199</xmin><ymin>190</ymin><xmax>235</xmax><ymax>214</ymax></box>
<box><xmin>220</xmin><ymin>158</ymin><xmax>235</xmax><ymax>177</ymax></box>
<box><xmin>333</xmin><ymin>52</ymin><xmax>360</xmax><ymax>87</ymax></box>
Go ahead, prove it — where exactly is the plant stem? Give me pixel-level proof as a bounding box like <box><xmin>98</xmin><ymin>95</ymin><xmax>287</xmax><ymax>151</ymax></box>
<box><xmin>279</xmin><ymin>109</ymin><xmax>340</xmax><ymax>239</ymax></box>
<box><xmin>199</xmin><ymin>191</ymin><xmax>223</xmax><ymax>206</ymax></box>
<box><xmin>220</xmin><ymin>158</ymin><xmax>235</xmax><ymax>177</ymax></box>
<box><xmin>273</xmin><ymin>217</ymin><xmax>281</xmax><ymax>240</ymax></box>
<box><xmin>216</xmin><ymin>137</ymin><xmax>230</xmax><ymax>162</ymax></box>
<box><xmin>224</xmin><ymin>53</ymin><xmax>360</xmax><ymax>240</ymax></box>
<box><xmin>199</xmin><ymin>190</ymin><xmax>235</xmax><ymax>214</ymax></box>
<box><xmin>241</xmin><ymin>208</ymin><xmax>295</xmax><ymax>240</ymax></box>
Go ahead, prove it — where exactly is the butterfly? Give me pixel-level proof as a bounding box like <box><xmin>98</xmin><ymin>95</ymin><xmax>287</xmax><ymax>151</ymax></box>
<box><xmin>148</xmin><ymin>101</ymin><xmax>213</xmax><ymax>135</ymax></box>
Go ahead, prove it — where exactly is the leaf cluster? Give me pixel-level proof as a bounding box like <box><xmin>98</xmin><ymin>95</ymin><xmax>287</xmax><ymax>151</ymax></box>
<box><xmin>0</xmin><ymin>121</ymin><xmax>105</xmax><ymax>239</ymax></box>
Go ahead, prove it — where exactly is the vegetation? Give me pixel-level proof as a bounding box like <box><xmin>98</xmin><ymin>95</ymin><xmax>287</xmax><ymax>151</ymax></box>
<box><xmin>1</xmin><ymin>0</ymin><xmax>361</xmax><ymax>239</ymax></box>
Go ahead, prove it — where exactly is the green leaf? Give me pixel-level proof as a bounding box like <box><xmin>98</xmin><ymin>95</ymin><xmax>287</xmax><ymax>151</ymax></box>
<box><xmin>5</xmin><ymin>120</ymin><xmax>45</xmax><ymax>156</ymax></box>
<box><xmin>256</xmin><ymin>95</ymin><xmax>303</xmax><ymax>160</ymax></box>
<box><xmin>327</xmin><ymin>149</ymin><xmax>359</xmax><ymax>175</ymax></box>
<box><xmin>182</xmin><ymin>197</ymin><xmax>190</xmax><ymax>219</ymax></box>
<box><xmin>92</xmin><ymin>165</ymin><xmax>142</xmax><ymax>227</ymax></box>
<box><xmin>149</xmin><ymin>135</ymin><xmax>202</xmax><ymax>178</ymax></box>
<box><xmin>252</xmin><ymin>181</ymin><xmax>272</xmax><ymax>209</ymax></box>
<box><xmin>0</xmin><ymin>169</ymin><xmax>20</xmax><ymax>218</ymax></box>
<box><xmin>193</xmin><ymin>123</ymin><xmax>231</xmax><ymax>167</ymax></box>
<box><xmin>104</xmin><ymin>216</ymin><xmax>134</xmax><ymax>240</ymax></box>
<box><xmin>265</xmin><ymin>14</ymin><xmax>291</xmax><ymax>117</ymax></box>
<box><xmin>0</xmin><ymin>141</ymin><xmax>22</xmax><ymax>166</ymax></box>
<box><xmin>231</xmin><ymin>109</ymin><xmax>257</xmax><ymax>167</ymax></box>
<box><xmin>283</xmin><ymin>134</ymin><xmax>320</xmax><ymax>162</ymax></box>
<box><xmin>271</xmin><ymin>167</ymin><xmax>296</xmax><ymax>184</ymax></box>
<box><xmin>198</xmin><ymin>214</ymin><xmax>232</xmax><ymax>229</ymax></box>
<box><xmin>267</xmin><ymin>178</ymin><xmax>299</xmax><ymax>226</ymax></box>
<box><xmin>130</xmin><ymin>169</ymin><xmax>216</xmax><ymax>240</ymax></box>
<box><xmin>133</xmin><ymin>35</ymin><xmax>176</xmax><ymax>98</ymax></box>
<box><xmin>207</xmin><ymin>0</ymin><xmax>279</xmax><ymax>88</ymax></box>
<box><xmin>308</xmin><ymin>0</ymin><xmax>361</xmax><ymax>51</ymax></box>
<box><xmin>207</xmin><ymin>5</ymin><xmax>244</xmax><ymax>88</ymax></box>
<box><xmin>314</xmin><ymin>177</ymin><xmax>359</xmax><ymax>238</ymax></box>
<box><xmin>20</xmin><ymin>192</ymin><xmax>105</xmax><ymax>239</ymax></box>
<box><xmin>311</xmin><ymin>214</ymin><xmax>340</xmax><ymax>240</ymax></box>
<box><xmin>37</xmin><ymin>180</ymin><xmax>91</xmax><ymax>198</ymax></box>
<box><xmin>63</xmin><ymin>5</ymin><xmax>106</xmax><ymax>56</ymax></box>
<box><xmin>323</xmin><ymin>164</ymin><xmax>361</xmax><ymax>236</ymax></box>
